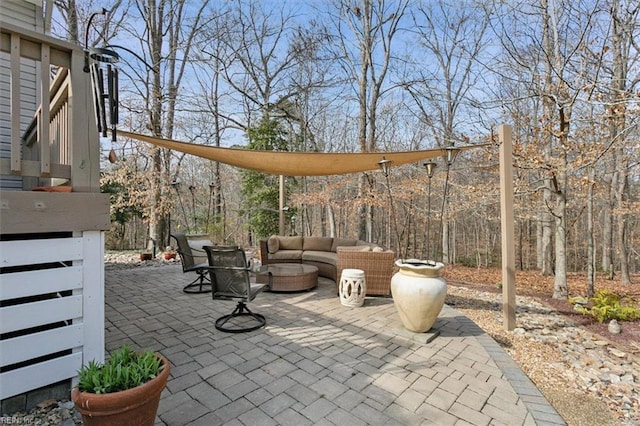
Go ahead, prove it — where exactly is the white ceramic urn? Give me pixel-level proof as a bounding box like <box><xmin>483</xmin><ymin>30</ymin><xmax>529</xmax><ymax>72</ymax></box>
<box><xmin>390</xmin><ymin>259</ymin><xmax>447</xmax><ymax>333</ymax></box>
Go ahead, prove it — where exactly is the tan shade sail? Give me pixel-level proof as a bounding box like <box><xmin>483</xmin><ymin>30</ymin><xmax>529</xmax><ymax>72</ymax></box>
<box><xmin>118</xmin><ymin>130</ymin><xmax>486</xmax><ymax>176</ymax></box>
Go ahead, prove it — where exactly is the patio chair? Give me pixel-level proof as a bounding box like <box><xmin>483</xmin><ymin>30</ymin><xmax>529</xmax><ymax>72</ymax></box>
<box><xmin>204</xmin><ymin>245</ymin><xmax>268</xmax><ymax>333</ymax></box>
<box><xmin>171</xmin><ymin>233</ymin><xmax>212</xmax><ymax>294</ymax></box>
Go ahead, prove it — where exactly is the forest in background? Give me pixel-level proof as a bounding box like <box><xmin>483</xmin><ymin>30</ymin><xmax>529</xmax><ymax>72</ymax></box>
<box><xmin>52</xmin><ymin>0</ymin><xmax>639</xmax><ymax>298</ymax></box>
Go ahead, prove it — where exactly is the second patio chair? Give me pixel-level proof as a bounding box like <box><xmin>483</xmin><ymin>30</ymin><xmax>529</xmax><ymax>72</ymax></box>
<box><xmin>171</xmin><ymin>233</ymin><xmax>212</xmax><ymax>294</ymax></box>
<box><xmin>204</xmin><ymin>245</ymin><xmax>268</xmax><ymax>333</ymax></box>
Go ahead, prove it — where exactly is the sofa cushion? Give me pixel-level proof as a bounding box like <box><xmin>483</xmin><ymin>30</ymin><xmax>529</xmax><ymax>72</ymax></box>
<box><xmin>267</xmin><ymin>236</ymin><xmax>280</xmax><ymax>253</ymax></box>
<box><xmin>187</xmin><ymin>239</ymin><xmax>212</xmax><ymax>264</ymax></box>
<box><xmin>278</xmin><ymin>236</ymin><xmax>303</xmax><ymax>250</ymax></box>
<box><xmin>336</xmin><ymin>245</ymin><xmax>371</xmax><ymax>252</ymax></box>
<box><xmin>331</xmin><ymin>238</ymin><xmax>358</xmax><ymax>252</ymax></box>
<box><xmin>269</xmin><ymin>250</ymin><xmax>303</xmax><ymax>261</ymax></box>
<box><xmin>302</xmin><ymin>250</ymin><xmax>337</xmax><ymax>266</ymax></box>
<box><xmin>303</xmin><ymin>236</ymin><xmax>333</xmax><ymax>252</ymax></box>
<box><xmin>188</xmin><ymin>239</ymin><xmax>212</xmax><ymax>251</ymax></box>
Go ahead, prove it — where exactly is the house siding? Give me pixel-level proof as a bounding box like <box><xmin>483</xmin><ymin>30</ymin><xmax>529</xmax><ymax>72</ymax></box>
<box><xmin>0</xmin><ymin>0</ymin><xmax>42</xmax><ymax>191</ymax></box>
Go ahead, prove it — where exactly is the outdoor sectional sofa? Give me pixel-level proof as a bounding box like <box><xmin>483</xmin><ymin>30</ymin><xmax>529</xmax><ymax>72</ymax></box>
<box><xmin>259</xmin><ymin>235</ymin><xmax>395</xmax><ymax>296</ymax></box>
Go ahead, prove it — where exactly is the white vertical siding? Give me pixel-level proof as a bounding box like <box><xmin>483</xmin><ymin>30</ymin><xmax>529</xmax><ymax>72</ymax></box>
<box><xmin>0</xmin><ymin>232</ymin><xmax>105</xmax><ymax>400</ymax></box>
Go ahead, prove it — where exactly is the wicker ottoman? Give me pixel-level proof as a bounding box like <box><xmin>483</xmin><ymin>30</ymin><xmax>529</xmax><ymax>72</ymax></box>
<box><xmin>339</xmin><ymin>268</ymin><xmax>366</xmax><ymax>307</ymax></box>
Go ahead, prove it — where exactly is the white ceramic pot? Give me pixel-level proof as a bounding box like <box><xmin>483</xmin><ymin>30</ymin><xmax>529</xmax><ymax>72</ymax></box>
<box><xmin>391</xmin><ymin>259</ymin><xmax>446</xmax><ymax>333</ymax></box>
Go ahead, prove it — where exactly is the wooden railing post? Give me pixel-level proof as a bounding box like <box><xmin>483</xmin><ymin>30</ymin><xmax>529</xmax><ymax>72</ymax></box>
<box><xmin>68</xmin><ymin>49</ymin><xmax>100</xmax><ymax>192</ymax></box>
<box><xmin>10</xmin><ymin>33</ymin><xmax>21</xmax><ymax>174</ymax></box>
<box><xmin>40</xmin><ymin>44</ymin><xmax>51</xmax><ymax>176</ymax></box>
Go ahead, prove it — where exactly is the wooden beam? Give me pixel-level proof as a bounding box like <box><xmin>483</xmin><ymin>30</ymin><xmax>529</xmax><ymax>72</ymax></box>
<box><xmin>0</xmin><ymin>159</ymin><xmax>70</xmax><ymax>179</ymax></box>
<box><xmin>0</xmin><ymin>192</ymin><xmax>110</xmax><ymax>234</ymax></box>
<box><xmin>0</xmin><ymin>19</ymin><xmax>74</xmax><ymax>68</ymax></box>
<box><xmin>499</xmin><ymin>124</ymin><xmax>516</xmax><ymax>330</ymax></box>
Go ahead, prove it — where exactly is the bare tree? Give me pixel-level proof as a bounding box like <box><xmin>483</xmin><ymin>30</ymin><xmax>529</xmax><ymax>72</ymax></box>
<box><xmin>603</xmin><ymin>0</ymin><xmax>638</xmax><ymax>284</ymax></box>
<box><xmin>125</xmin><ymin>0</ymin><xmax>211</xmax><ymax>249</ymax></box>
<box><xmin>323</xmin><ymin>0</ymin><xmax>409</xmax><ymax>244</ymax></box>
<box><xmin>404</xmin><ymin>0</ymin><xmax>490</xmax><ymax>263</ymax></box>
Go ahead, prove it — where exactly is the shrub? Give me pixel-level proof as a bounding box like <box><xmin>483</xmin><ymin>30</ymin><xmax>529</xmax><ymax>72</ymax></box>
<box><xmin>571</xmin><ymin>290</ymin><xmax>640</xmax><ymax>323</ymax></box>
<box><xmin>78</xmin><ymin>345</ymin><xmax>164</xmax><ymax>394</ymax></box>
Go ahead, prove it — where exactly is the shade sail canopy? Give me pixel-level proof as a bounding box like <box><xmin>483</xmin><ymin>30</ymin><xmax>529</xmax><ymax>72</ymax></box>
<box><xmin>118</xmin><ymin>130</ymin><xmax>487</xmax><ymax>176</ymax></box>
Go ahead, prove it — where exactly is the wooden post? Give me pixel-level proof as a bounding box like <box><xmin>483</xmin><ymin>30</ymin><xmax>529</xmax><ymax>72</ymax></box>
<box><xmin>10</xmin><ymin>33</ymin><xmax>21</xmax><ymax>174</ymax></box>
<box><xmin>279</xmin><ymin>175</ymin><xmax>285</xmax><ymax>235</ymax></box>
<box><xmin>499</xmin><ymin>124</ymin><xmax>516</xmax><ymax>330</ymax></box>
<box><xmin>69</xmin><ymin>49</ymin><xmax>100</xmax><ymax>191</ymax></box>
<box><xmin>40</xmin><ymin>44</ymin><xmax>51</xmax><ymax>176</ymax></box>
<box><xmin>80</xmin><ymin>231</ymin><xmax>105</xmax><ymax>367</ymax></box>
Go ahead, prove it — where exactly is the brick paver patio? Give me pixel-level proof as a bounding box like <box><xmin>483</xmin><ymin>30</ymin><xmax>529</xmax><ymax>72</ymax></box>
<box><xmin>105</xmin><ymin>263</ymin><xmax>565</xmax><ymax>425</ymax></box>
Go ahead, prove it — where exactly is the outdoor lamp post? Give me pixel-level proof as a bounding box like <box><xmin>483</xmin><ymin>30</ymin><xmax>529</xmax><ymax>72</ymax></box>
<box><xmin>206</xmin><ymin>182</ymin><xmax>215</xmax><ymax>228</ymax></box>
<box><xmin>172</xmin><ymin>179</ymin><xmax>190</xmax><ymax>234</ymax></box>
<box><xmin>188</xmin><ymin>185</ymin><xmax>197</xmax><ymax>231</ymax></box>
<box><xmin>423</xmin><ymin>161</ymin><xmax>437</xmax><ymax>261</ymax></box>
<box><xmin>440</xmin><ymin>147</ymin><xmax>461</xmax><ymax>262</ymax></box>
<box><xmin>378</xmin><ymin>157</ymin><xmax>402</xmax><ymax>259</ymax></box>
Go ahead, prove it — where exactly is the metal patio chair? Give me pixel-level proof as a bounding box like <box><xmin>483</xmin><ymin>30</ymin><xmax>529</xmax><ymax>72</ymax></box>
<box><xmin>171</xmin><ymin>233</ymin><xmax>212</xmax><ymax>294</ymax></box>
<box><xmin>204</xmin><ymin>245</ymin><xmax>268</xmax><ymax>333</ymax></box>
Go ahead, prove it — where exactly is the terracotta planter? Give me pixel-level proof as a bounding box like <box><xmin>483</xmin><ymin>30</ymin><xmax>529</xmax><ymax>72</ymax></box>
<box><xmin>72</xmin><ymin>355</ymin><xmax>170</xmax><ymax>426</ymax></box>
<box><xmin>140</xmin><ymin>253</ymin><xmax>153</xmax><ymax>261</ymax></box>
<box><xmin>163</xmin><ymin>252</ymin><xmax>176</xmax><ymax>260</ymax></box>
<box><xmin>391</xmin><ymin>259</ymin><xmax>446</xmax><ymax>333</ymax></box>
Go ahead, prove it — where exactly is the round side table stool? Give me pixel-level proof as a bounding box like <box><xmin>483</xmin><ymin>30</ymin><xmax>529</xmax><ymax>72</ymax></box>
<box><xmin>339</xmin><ymin>268</ymin><xmax>366</xmax><ymax>307</ymax></box>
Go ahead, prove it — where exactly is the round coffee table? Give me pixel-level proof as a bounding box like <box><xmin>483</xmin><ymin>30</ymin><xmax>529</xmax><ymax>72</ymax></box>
<box><xmin>257</xmin><ymin>263</ymin><xmax>318</xmax><ymax>292</ymax></box>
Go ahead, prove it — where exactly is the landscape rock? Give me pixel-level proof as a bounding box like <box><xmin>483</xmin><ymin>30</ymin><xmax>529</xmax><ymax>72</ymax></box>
<box><xmin>609</xmin><ymin>319</ymin><xmax>622</xmax><ymax>334</ymax></box>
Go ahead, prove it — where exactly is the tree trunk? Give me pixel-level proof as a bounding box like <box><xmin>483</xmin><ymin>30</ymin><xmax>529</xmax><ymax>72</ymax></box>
<box><xmin>328</xmin><ymin>204</ymin><xmax>336</xmax><ymax>238</ymax></box>
<box><xmin>615</xmin><ymin>159</ymin><xmax>631</xmax><ymax>284</ymax></box>
<box><xmin>609</xmin><ymin>0</ymin><xmax>633</xmax><ymax>285</ymax></box>
<box><xmin>587</xmin><ymin>166</ymin><xmax>595</xmax><ymax>297</ymax></box>
<box><xmin>602</xmin><ymin>205</ymin><xmax>613</xmax><ymax>276</ymax></box>
<box><xmin>552</xmin><ymin>175</ymin><xmax>568</xmax><ymax>299</ymax></box>
<box><xmin>540</xmin><ymin>197</ymin><xmax>554</xmax><ymax>275</ymax></box>
<box><xmin>355</xmin><ymin>1</ymin><xmax>370</xmax><ymax>242</ymax></box>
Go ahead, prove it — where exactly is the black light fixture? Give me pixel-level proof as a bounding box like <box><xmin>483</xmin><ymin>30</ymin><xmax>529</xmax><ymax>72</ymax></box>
<box><xmin>423</xmin><ymin>161</ymin><xmax>437</xmax><ymax>262</ymax></box>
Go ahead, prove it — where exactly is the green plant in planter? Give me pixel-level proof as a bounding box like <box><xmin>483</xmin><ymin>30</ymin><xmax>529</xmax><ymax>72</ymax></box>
<box><xmin>78</xmin><ymin>345</ymin><xmax>164</xmax><ymax>394</ymax></box>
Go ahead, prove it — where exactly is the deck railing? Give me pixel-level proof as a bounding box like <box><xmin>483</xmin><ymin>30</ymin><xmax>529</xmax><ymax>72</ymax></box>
<box><xmin>0</xmin><ymin>21</ymin><xmax>109</xmax><ymax>406</ymax></box>
<box><xmin>0</xmin><ymin>19</ymin><xmax>100</xmax><ymax>192</ymax></box>
<box><xmin>22</xmin><ymin>68</ymin><xmax>73</xmax><ymax>178</ymax></box>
